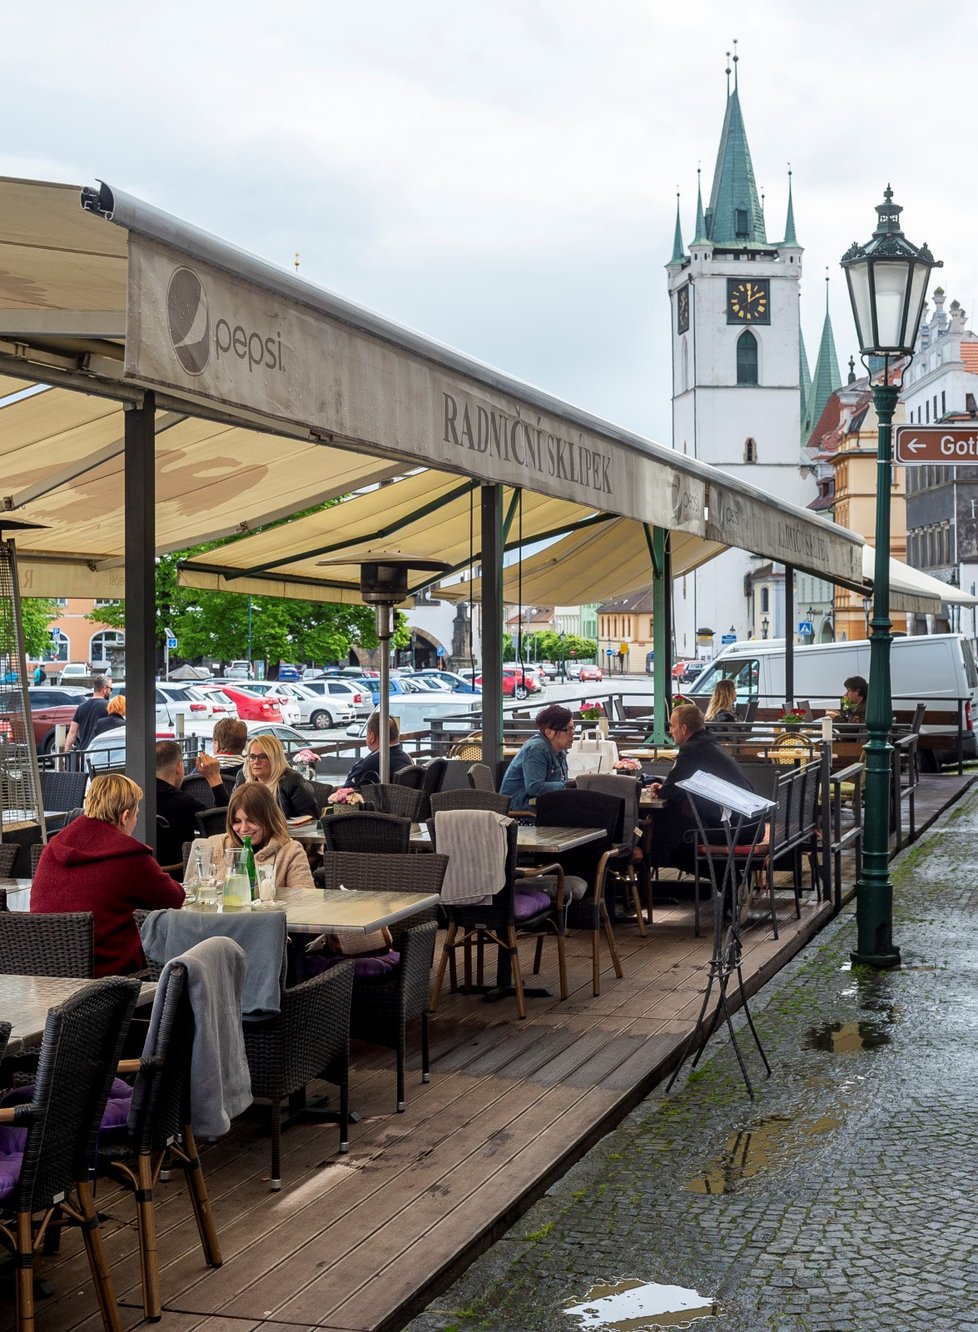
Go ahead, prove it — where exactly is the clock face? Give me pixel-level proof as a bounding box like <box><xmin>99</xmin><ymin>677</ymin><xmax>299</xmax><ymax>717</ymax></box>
<box><xmin>677</xmin><ymin>284</ymin><xmax>690</xmax><ymax>334</ymax></box>
<box><xmin>727</xmin><ymin>278</ymin><xmax>770</xmax><ymax>324</ymax></box>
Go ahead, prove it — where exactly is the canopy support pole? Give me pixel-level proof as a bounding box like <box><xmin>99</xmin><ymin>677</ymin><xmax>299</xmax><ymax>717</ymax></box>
<box><xmin>785</xmin><ymin>564</ymin><xmax>795</xmax><ymax>707</ymax></box>
<box><xmin>649</xmin><ymin>525</ymin><xmax>671</xmax><ymax>745</ymax></box>
<box><xmin>481</xmin><ymin>484</ymin><xmax>504</xmax><ymax>771</ymax></box>
<box><xmin>124</xmin><ymin>393</ymin><xmax>157</xmax><ymax>846</ymax></box>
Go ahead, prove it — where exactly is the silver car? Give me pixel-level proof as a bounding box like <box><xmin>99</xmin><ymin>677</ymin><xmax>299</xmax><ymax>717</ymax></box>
<box><xmin>278</xmin><ymin>681</ymin><xmax>360</xmax><ymax>729</ymax></box>
<box><xmin>295</xmin><ymin>678</ymin><xmax>372</xmax><ymax>723</ymax></box>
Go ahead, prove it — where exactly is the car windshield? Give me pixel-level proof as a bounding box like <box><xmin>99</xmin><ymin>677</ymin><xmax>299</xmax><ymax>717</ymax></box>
<box><xmin>690</xmin><ymin>657</ymin><xmax>759</xmax><ymax>701</ymax></box>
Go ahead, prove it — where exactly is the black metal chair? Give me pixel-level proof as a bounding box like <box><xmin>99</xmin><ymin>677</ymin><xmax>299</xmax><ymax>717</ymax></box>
<box><xmin>429</xmin><ymin>788</ymin><xmax>511</xmax><ymax>817</ymax></box>
<box><xmin>534</xmin><ymin>789</ymin><xmax>625</xmax><ymax>996</ymax></box>
<box><xmin>0</xmin><ymin>911</ymin><xmax>94</xmax><ymax>977</ymax></box>
<box><xmin>244</xmin><ymin>960</ymin><xmax>353</xmax><ymax>1189</ymax></box>
<box><xmin>575</xmin><ymin>773</ymin><xmax>647</xmax><ymax>934</ymax></box>
<box><xmin>320</xmin><ymin>852</ymin><xmax>447</xmax><ymax>1110</ymax></box>
<box><xmin>98</xmin><ymin>960</ymin><xmax>223</xmax><ymax>1320</ymax></box>
<box><xmin>0</xmin><ymin>976</ymin><xmax>141</xmax><ymax>1332</ymax></box>
<box><xmin>322</xmin><ymin>810</ymin><xmax>411</xmax><ymax>854</ymax></box>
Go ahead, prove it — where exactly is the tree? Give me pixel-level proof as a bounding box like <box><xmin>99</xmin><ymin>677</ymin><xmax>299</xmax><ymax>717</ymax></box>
<box><xmin>21</xmin><ymin>598</ymin><xmax>59</xmax><ymax>659</ymax></box>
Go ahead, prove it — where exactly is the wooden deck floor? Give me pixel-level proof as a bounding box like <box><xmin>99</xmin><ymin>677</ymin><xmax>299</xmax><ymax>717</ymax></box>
<box><xmin>5</xmin><ymin>773</ymin><xmax>971</xmax><ymax>1332</ymax></box>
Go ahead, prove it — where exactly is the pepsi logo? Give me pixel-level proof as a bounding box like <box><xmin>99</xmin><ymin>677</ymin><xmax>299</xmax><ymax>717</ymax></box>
<box><xmin>166</xmin><ymin>267</ymin><xmax>210</xmax><ymax>375</ymax></box>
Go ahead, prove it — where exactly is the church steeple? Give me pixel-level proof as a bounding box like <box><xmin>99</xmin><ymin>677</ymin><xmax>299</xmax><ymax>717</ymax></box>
<box><xmin>704</xmin><ymin>47</ymin><xmax>767</xmax><ymax>247</ymax></box>
<box><xmin>783</xmin><ymin>167</ymin><xmax>798</xmax><ymax>246</ymax></box>
<box><xmin>692</xmin><ymin>169</ymin><xmax>708</xmax><ymax>245</ymax></box>
<box><xmin>801</xmin><ymin>271</ymin><xmax>842</xmax><ymax>442</ymax></box>
<box><xmin>671</xmin><ymin>192</ymin><xmax>685</xmax><ymax>263</ymax></box>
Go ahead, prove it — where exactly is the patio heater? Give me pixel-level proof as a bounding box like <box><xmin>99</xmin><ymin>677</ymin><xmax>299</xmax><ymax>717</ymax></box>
<box><xmin>0</xmin><ymin>521</ymin><xmax>47</xmax><ymax>872</ymax></box>
<box><xmin>321</xmin><ymin>555</ymin><xmax>449</xmax><ymax>782</ymax></box>
<box><xmin>841</xmin><ymin>185</ymin><xmax>940</xmax><ymax>968</ymax></box>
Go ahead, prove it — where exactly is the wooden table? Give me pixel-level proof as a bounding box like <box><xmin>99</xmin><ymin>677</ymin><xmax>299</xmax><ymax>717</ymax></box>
<box><xmin>0</xmin><ymin>974</ymin><xmax>156</xmax><ymax>1055</ymax></box>
<box><xmin>242</xmin><ymin>887</ymin><xmax>441</xmax><ymax>936</ymax></box>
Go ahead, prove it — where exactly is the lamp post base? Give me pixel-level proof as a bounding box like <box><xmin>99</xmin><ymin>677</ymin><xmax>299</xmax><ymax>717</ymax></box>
<box><xmin>849</xmin><ymin>947</ymin><xmax>901</xmax><ymax>969</ymax></box>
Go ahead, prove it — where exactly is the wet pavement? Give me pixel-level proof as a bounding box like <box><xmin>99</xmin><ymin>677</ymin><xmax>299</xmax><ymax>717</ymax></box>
<box><xmin>406</xmin><ymin>788</ymin><xmax>978</xmax><ymax>1331</ymax></box>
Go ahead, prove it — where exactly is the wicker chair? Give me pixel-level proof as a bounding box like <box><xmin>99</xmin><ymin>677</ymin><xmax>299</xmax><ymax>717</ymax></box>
<box><xmin>0</xmin><ymin>845</ymin><xmax>19</xmax><ymax>877</ymax></box>
<box><xmin>195</xmin><ymin>806</ymin><xmax>229</xmax><ymax>837</ymax></box>
<box><xmin>244</xmin><ymin>959</ymin><xmax>353</xmax><ymax>1190</ymax></box>
<box><xmin>0</xmin><ymin>912</ymin><xmax>94</xmax><ymax>977</ymax></box>
<box><xmin>98</xmin><ymin>960</ymin><xmax>223</xmax><ymax>1320</ymax></box>
<box><xmin>30</xmin><ymin>843</ymin><xmax>44</xmax><ymax>876</ymax></box>
<box><xmin>575</xmin><ymin>773</ymin><xmax>647</xmax><ymax>934</ymax></box>
<box><xmin>180</xmin><ymin>775</ymin><xmax>216</xmax><ymax>808</ymax></box>
<box><xmin>311</xmin><ymin>779</ymin><xmax>335</xmax><ymax>812</ymax></box>
<box><xmin>429</xmin><ymin>816</ymin><xmax>568</xmax><ymax>1020</ymax></box>
<box><xmin>322</xmin><ymin>811</ymin><xmax>411</xmax><ymax>854</ymax></box>
<box><xmin>320</xmin><ymin>852</ymin><xmax>447</xmax><ymax>1110</ymax></box>
<box><xmin>39</xmin><ymin>770</ymin><xmax>88</xmax><ymax>829</ymax></box>
<box><xmin>0</xmin><ymin>1019</ymin><xmax>8</xmax><ymax>1062</ymax></box>
<box><xmin>534</xmin><ymin>789</ymin><xmax>625</xmax><ymax>997</ymax></box>
<box><xmin>449</xmin><ymin>731</ymin><xmax>483</xmax><ymax>760</ymax></box>
<box><xmin>429</xmin><ymin>788</ymin><xmax>511</xmax><ymax>817</ymax></box>
<box><xmin>364</xmin><ymin>783</ymin><xmax>426</xmax><ymax>822</ymax></box>
<box><xmin>0</xmin><ymin>976</ymin><xmax>141</xmax><ymax>1332</ymax></box>
<box><xmin>467</xmin><ymin>762</ymin><xmax>495</xmax><ymax>792</ymax></box>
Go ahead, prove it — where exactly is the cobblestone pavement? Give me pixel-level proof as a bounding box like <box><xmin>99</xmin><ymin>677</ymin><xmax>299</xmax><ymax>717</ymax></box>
<box><xmin>406</xmin><ymin>790</ymin><xmax>978</xmax><ymax>1332</ymax></box>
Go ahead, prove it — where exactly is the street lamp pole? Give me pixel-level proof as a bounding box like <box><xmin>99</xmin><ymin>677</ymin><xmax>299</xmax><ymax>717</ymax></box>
<box><xmin>841</xmin><ymin>185</ymin><xmax>940</xmax><ymax>969</ymax></box>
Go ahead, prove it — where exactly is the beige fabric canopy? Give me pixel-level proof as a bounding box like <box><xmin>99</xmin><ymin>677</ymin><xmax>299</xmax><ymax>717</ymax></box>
<box><xmin>0</xmin><ymin>175</ymin><xmax>869</xmax><ymax>608</ymax></box>
<box><xmin>862</xmin><ymin>545</ymin><xmax>978</xmax><ymax>615</ymax></box>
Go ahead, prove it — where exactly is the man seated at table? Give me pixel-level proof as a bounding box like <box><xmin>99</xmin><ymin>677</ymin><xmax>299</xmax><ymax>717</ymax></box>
<box><xmin>500</xmin><ymin>703</ymin><xmax>575</xmax><ymax>811</ymax></box>
<box><xmin>825</xmin><ymin>675</ymin><xmax>868</xmax><ymax>724</ymax></box>
<box><xmin>212</xmin><ymin>716</ymin><xmax>249</xmax><ymax>772</ymax></box>
<box><xmin>344</xmin><ymin>713</ymin><xmax>413</xmax><ymax>789</ymax></box>
<box><xmin>155</xmin><ymin>740</ymin><xmax>225</xmax><ymax>868</ymax></box>
<box><xmin>646</xmin><ymin>703</ymin><xmax>755</xmax><ymax>874</ymax></box>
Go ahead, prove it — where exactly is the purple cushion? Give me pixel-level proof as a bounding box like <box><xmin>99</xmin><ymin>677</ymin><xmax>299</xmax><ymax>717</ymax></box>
<box><xmin>514</xmin><ymin>890</ymin><xmax>552</xmax><ymax>920</ymax></box>
<box><xmin>102</xmin><ymin>1078</ymin><xmax>133</xmax><ymax>1130</ymax></box>
<box><xmin>0</xmin><ymin>1144</ymin><xmax>24</xmax><ymax>1200</ymax></box>
<box><xmin>304</xmin><ymin>949</ymin><xmax>401</xmax><ymax>980</ymax></box>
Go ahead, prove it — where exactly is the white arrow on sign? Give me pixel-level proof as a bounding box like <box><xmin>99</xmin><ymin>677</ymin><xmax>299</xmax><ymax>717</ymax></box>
<box><xmin>902</xmin><ymin>436</ymin><xmax>925</xmax><ymax>454</ymax></box>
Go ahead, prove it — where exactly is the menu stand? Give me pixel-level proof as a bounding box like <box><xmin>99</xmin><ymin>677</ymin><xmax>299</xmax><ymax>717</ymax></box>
<box><xmin>666</xmin><ymin>773</ymin><xmax>776</xmax><ymax>1098</ymax></box>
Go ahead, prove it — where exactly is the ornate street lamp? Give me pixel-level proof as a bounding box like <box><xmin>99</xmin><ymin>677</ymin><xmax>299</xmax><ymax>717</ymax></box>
<box><xmin>841</xmin><ymin>186</ymin><xmax>941</xmax><ymax>968</ymax></box>
<box><xmin>761</xmin><ymin>616</ymin><xmax>769</xmax><ymax>640</ymax></box>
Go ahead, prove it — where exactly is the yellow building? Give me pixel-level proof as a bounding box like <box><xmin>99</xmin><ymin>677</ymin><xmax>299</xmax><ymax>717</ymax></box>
<box><xmin>596</xmin><ymin>591</ymin><xmax>653</xmax><ymax>675</ymax></box>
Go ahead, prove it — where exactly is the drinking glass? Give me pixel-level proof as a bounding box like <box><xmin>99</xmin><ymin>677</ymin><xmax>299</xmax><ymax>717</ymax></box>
<box><xmin>223</xmin><ymin>848</ymin><xmax>251</xmax><ymax>909</ymax></box>
<box><xmin>256</xmin><ymin>861</ymin><xmax>276</xmax><ymax>905</ymax></box>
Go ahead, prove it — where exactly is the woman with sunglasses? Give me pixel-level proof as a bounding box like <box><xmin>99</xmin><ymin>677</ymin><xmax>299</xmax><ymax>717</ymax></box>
<box><xmin>233</xmin><ymin>733</ymin><xmax>319</xmax><ymax>821</ymax></box>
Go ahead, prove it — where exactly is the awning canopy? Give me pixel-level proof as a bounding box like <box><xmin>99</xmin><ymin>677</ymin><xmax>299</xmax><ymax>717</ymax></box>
<box><xmin>862</xmin><ymin>545</ymin><xmax>978</xmax><ymax>614</ymax></box>
<box><xmin>0</xmin><ymin>175</ymin><xmax>868</xmax><ymax>603</ymax></box>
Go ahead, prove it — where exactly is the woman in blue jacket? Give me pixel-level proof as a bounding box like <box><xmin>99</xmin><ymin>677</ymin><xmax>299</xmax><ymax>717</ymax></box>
<box><xmin>499</xmin><ymin>703</ymin><xmax>575</xmax><ymax>810</ymax></box>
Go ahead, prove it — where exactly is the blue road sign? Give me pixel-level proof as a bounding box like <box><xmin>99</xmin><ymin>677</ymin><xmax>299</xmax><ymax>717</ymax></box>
<box><xmin>798</xmin><ymin>622</ymin><xmax>813</xmax><ymax>636</ymax></box>
<box><xmin>166</xmin><ymin>636</ymin><xmax>178</xmax><ymax>650</ymax></box>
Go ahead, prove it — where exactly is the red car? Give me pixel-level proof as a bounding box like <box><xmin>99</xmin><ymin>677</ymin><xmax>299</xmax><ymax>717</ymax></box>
<box><xmin>578</xmin><ymin>664</ymin><xmax>604</xmax><ymax>682</ymax></box>
<box><xmin>475</xmin><ymin>667</ymin><xmax>540</xmax><ymax>700</ymax></box>
<box><xmin>217</xmin><ymin>684</ymin><xmax>284</xmax><ymax>722</ymax></box>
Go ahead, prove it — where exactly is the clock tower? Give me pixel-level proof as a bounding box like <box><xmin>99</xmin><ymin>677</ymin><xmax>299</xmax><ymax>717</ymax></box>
<box><xmin>666</xmin><ymin>55</ymin><xmax>812</xmax><ymax>654</ymax></box>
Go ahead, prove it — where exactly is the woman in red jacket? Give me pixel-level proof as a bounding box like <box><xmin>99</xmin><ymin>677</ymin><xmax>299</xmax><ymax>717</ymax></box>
<box><xmin>32</xmin><ymin>773</ymin><xmax>184</xmax><ymax>976</ymax></box>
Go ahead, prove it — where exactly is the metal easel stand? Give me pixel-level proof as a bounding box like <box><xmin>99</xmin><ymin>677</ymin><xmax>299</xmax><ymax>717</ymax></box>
<box><xmin>666</xmin><ymin>790</ymin><xmax>773</xmax><ymax>1098</ymax></box>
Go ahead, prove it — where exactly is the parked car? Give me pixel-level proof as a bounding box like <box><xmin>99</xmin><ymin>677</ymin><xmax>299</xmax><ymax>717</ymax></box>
<box><xmin>83</xmin><ymin>725</ymin><xmax>176</xmax><ymax>771</ymax></box>
<box><xmin>57</xmin><ymin>663</ymin><xmax>94</xmax><ymax>685</ymax></box>
<box><xmin>110</xmin><ymin>683</ymin><xmax>224</xmax><ymax>739</ymax></box>
<box><xmin>210</xmin><ymin>684</ymin><xmax>284</xmax><ymax>723</ymax></box>
<box><xmin>237</xmin><ymin>681</ymin><xmax>301</xmax><ymax>726</ymax></box>
<box><xmin>680</xmin><ymin>661</ymin><xmax>707</xmax><ymax>685</ymax></box>
<box><xmin>563</xmin><ymin>662</ymin><xmax>582</xmax><ymax>681</ymax></box>
<box><xmin>156</xmin><ymin>681</ymin><xmax>240</xmax><ymax>723</ymax></box>
<box><xmin>578</xmin><ymin>664</ymin><xmax>604</xmax><ymax>683</ymax></box>
<box><xmin>225</xmin><ymin>660</ymin><xmax>254</xmax><ymax>681</ymax></box>
<box><xmin>297</xmin><ymin>678</ymin><xmax>372</xmax><ymax>723</ymax></box>
<box><xmin>475</xmin><ymin>667</ymin><xmax>539</xmax><ymax>700</ymax></box>
<box><xmin>0</xmin><ymin>686</ymin><xmax>86</xmax><ymax>753</ymax></box>
<box><xmin>275</xmin><ymin>663</ymin><xmax>302</xmax><ymax>682</ymax></box>
<box><xmin>410</xmin><ymin>669</ymin><xmax>481</xmax><ymax>694</ymax></box>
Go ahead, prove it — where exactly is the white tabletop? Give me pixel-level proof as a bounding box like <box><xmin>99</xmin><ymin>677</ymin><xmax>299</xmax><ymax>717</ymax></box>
<box><xmin>410</xmin><ymin>824</ymin><xmax>605</xmax><ymax>854</ymax></box>
<box><xmin>185</xmin><ymin>887</ymin><xmax>439</xmax><ymax>935</ymax></box>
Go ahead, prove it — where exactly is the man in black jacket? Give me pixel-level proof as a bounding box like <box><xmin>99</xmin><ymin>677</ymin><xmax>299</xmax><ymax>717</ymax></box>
<box><xmin>155</xmin><ymin>740</ymin><xmax>225</xmax><ymax>868</ymax></box>
<box><xmin>647</xmin><ymin>703</ymin><xmax>755</xmax><ymax>873</ymax></box>
<box><xmin>344</xmin><ymin>713</ymin><xmax>413</xmax><ymax>789</ymax></box>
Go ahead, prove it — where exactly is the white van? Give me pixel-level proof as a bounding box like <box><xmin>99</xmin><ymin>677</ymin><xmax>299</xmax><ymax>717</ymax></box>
<box><xmin>688</xmin><ymin>634</ymin><xmax>978</xmax><ymax>768</ymax></box>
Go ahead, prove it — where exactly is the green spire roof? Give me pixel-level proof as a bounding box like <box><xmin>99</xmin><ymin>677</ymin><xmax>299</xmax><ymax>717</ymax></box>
<box><xmin>705</xmin><ymin>82</ymin><xmax>767</xmax><ymax>247</ymax></box>
<box><xmin>783</xmin><ymin>169</ymin><xmax>798</xmax><ymax>245</ymax></box>
<box><xmin>692</xmin><ymin>170</ymin><xmax>708</xmax><ymax>245</ymax></box>
<box><xmin>799</xmin><ymin>327</ymin><xmax>812</xmax><ymax>427</ymax></box>
<box><xmin>801</xmin><ymin>282</ymin><xmax>842</xmax><ymax>442</ymax></box>
<box><xmin>671</xmin><ymin>193</ymin><xmax>684</xmax><ymax>263</ymax></box>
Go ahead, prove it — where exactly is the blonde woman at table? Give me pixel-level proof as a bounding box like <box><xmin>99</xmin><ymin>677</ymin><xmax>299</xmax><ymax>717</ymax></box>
<box><xmin>185</xmin><ymin>783</ymin><xmax>315</xmax><ymax>895</ymax></box>
<box><xmin>232</xmin><ymin>733</ymin><xmax>319</xmax><ymax>822</ymax></box>
<box><xmin>31</xmin><ymin>773</ymin><xmax>184</xmax><ymax>976</ymax></box>
<box><xmin>704</xmin><ymin>678</ymin><xmax>738</xmax><ymax>724</ymax></box>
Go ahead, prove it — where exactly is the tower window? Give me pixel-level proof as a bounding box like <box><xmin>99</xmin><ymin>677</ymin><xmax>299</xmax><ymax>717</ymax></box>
<box><xmin>737</xmin><ymin>331</ymin><xmax>758</xmax><ymax>386</ymax></box>
<box><xmin>743</xmin><ymin>437</ymin><xmax>758</xmax><ymax>463</ymax></box>
<box><xmin>736</xmin><ymin>208</ymin><xmax>749</xmax><ymax>237</ymax></box>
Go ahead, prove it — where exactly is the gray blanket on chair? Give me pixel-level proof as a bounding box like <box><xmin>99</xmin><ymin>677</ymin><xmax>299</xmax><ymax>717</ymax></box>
<box><xmin>140</xmin><ymin>909</ymin><xmax>287</xmax><ymax>1018</ymax></box>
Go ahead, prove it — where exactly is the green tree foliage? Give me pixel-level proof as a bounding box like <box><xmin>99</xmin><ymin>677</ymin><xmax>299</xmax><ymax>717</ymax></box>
<box><xmin>89</xmin><ymin>551</ymin><xmax>411</xmax><ymax>670</ymax></box>
<box><xmin>504</xmin><ymin>630</ymin><xmax>597</xmax><ymax>661</ymax></box>
<box><xmin>21</xmin><ymin>598</ymin><xmax>59</xmax><ymax>659</ymax></box>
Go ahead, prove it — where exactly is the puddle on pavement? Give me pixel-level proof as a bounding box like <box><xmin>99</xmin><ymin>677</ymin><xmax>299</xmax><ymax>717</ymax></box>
<box><xmin>564</xmin><ymin>1279</ymin><xmax>718</xmax><ymax>1328</ymax></box>
<box><xmin>686</xmin><ymin>1112</ymin><xmax>841</xmax><ymax>1195</ymax></box>
<box><xmin>803</xmin><ymin>1019</ymin><xmax>892</xmax><ymax>1053</ymax></box>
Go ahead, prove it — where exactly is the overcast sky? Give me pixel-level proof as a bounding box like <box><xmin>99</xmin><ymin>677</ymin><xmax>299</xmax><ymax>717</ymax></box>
<box><xmin>4</xmin><ymin>1</ymin><xmax>975</xmax><ymax>445</ymax></box>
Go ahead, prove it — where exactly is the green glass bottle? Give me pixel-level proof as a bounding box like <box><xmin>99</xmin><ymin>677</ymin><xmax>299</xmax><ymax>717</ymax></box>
<box><xmin>242</xmin><ymin>835</ymin><xmax>258</xmax><ymax>901</ymax></box>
